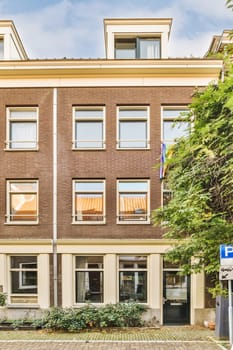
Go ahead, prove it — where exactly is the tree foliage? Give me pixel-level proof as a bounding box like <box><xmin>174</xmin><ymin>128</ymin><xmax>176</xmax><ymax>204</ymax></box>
<box><xmin>152</xmin><ymin>62</ymin><xmax>233</xmax><ymax>294</ymax></box>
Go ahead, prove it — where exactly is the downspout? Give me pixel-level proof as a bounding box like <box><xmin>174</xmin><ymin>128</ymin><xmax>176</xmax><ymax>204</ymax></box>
<box><xmin>53</xmin><ymin>87</ymin><xmax>58</xmax><ymax>307</ymax></box>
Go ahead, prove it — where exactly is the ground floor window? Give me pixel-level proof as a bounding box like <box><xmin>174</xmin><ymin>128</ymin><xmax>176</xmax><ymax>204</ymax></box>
<box><xmin>75</xmin><ymin>256</ymin><xmax>104</xmax><ymax>303</ymax></box>
<box><xmin>10</xmin><ymin>255</ymin><xmax>38</xmax><ymax>304</ymax></box>
<box><xmin>119</xmin><ymin>255</ymin><xmax>147</xmax><ymax>303</ymax></box>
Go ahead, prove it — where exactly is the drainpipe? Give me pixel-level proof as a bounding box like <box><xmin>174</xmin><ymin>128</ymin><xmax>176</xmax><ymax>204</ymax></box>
<box><xmin>53</xmin><ymin>87</ymin><xmax>58</xmax><ymax>307</ymax></box>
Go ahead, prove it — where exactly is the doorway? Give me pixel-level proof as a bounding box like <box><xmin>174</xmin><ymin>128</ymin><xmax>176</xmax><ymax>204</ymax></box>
<box><xmin>163</xmin><ymin>269</ymin><xmax>190</xmax><ymax>324</ymax></box>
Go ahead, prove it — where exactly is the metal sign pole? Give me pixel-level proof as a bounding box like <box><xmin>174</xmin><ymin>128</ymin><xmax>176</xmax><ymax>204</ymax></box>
<box><xmin>229</xmin><ymin>280</ymin><xmax>233</xmax><ymax>349</ymax></box>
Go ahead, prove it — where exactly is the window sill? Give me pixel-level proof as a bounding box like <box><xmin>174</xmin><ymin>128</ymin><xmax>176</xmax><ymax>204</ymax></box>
<box><xmin>117</xmin><ymin>220</ymin><xmax>150</xmax><ymax>225</ymax></box>
<box><xmin>4</xmin><ymin>148</ymin><xmax>39</xmax><ymax>152</ymax></box>
<box><xmin>4</xmin><ymin>222</ymin><xmax>39</xmax><ymax>226</ymax></box>
<box><xmin>72</xmin><ymin>221</ymin><xmax>106</xmax><ymax>225</ymax></box>
<box><xmin>72</xmin><ymin>148</ymin><xmax>106</xmax><ymax>151</ymax></box>
<box><xmin>7</xmin><ymin>304</ymin><xmax>39</xmax><ymax>309</ymax></box>
<box><xmin>116</xmin><ymin>147</ymin><xmax>150</xmax><ymax>151</ymax></box>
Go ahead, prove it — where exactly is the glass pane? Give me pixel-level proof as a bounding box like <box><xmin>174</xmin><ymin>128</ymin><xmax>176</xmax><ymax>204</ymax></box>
<box><xmin>119</xmin><ymin>109</ymin><xmax>147</xmax><ymax>118</ymax></box>
<box><xmin>119</xmin><ymin>256</ymin><xmax>147</xmax><ymax>269</ymax></box>
<box><xmin>165</xmin><ymin>272</ymin><xmax>187</xmax><ymax>301</ymax></box>
<box><xmin>11</xmin><ymin>256</ymin><xmax>37</xmax><ymax>269</ymax></box>
<box><xmin>163</xmin><ymin>121</ymin><xmax>189</xmax><ymax>143</ymax></box>
<box><xmin>10</xmin><ymin>193</ymin><xmax>37</xmax><ymax>221</ymax></box>
<box><xmin>75</xmin><ymin>181</ymin><xmax>104</xmax><ymax>192</ymax></box>
<box><xmin>75</xmin><ymin>109</ymin><xmax>103</xmax><ymax>118</ymax></box>
<box><xmin>0</xmin><ymin>39</ymin><xmax>3</xmax><ymax>59</ymax></box>
<box><xmin>76</xmin><ymin>271</ymin><xmax>103</xmax><ymax>303</ymax></box>
<box><xmin>10</xmin><ymin>182</ymin><xmax>37</xmax><ymax>192</ymax></box>
<box><xmin>75</xmin><ymin>194</ymin><xmax>103</xmax><ymax>221</ymax></box>
<box><xmin>76</xmin><ymin>256</ymin><xmax>103</xmax><ymax>269</ymax></box>
<box><xmin>118</xmin><ymin>181</ymin><xmax>148</xmax><ymax>192</ymax></box>
<box><xmin>119</xmin><ymin>193</ymin><xmax>147</xmax><ymax>221</ymax></box>
<box><xmin>163</xmin><ymin>191</ymin><xmax>172</xmax><ymax>206</ymax></box>
<box><xmin>119</xmin><ymin>271</ymin><xmax>147</xmax><ymax>302</ymax></box>
<box><xmin>10</xmin><ymin>122</ymin><xmax>37</xmax><ymax>149</ymax></box>
<box><xmin>10</xmin><ymin>110</ymin><xmax>37</xmax><ymax>119</ymax></box>
<box><xmin>10</xmin><ymin>256</ymin><xmax>37</xmax><ymax>294</ymax></box>
<box><xmin>115</xmin><ymin>39</ymin><xmax>136</xmax><ymax>59</ymax></box>
<box><xmin>139</xmin><ymin>39</ymin><xmax>160</xmax><ymax>59</ymax></box>
<box><xmin>163</xmin><ymin>109</ymin><xmax>187</xmax><ymax>118</ymax></box>
<box><xmin>119</xmin><ymin>121</ymin><xmax>147</xmax><ymax>148</ymax></box>
<box><xmin>75</xmin><ymin>121</ymin><xmax>103</xmax><ymax>148</ymax></box>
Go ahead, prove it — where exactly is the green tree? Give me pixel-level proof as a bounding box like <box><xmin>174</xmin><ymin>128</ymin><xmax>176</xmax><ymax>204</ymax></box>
<box><xmin>152</xmin><ymin>62</ymin><xmax>233</xmax><ymax>295</ymax></box>
<box><xmin>226</xmin><ymin>0</ymin><xmax>233</xmax><ymax>10</ymax></box>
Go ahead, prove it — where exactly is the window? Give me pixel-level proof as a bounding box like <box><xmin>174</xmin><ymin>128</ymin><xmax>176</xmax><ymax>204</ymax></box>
<box><xmin>75</xmin><ymin>256</ymin><xmax>104</xmax><ymax>303</ymax></box>
<box><xmin>0</xmin><ymin>38</ymin><xmax>3</xmax><ymax>59</ymax></box>
<box><xmin>73</xmin><ymin>180</ymin><xmax>105</xmax><ymax>223</ymax></box>
<box><xmin>119</xmin><ymin>256</ymin><xmax>147</xmax><ymax>303</ymax></box>
<box><xmin>162</xmin><ymin>179</ymin><xmax>172</xmax><ymax>206</ymax></box>
<box><xmin>117</xmin><ymin>107</ymin><xmax>149</xmax><ymax>149</ymax></box>
<box><xmin>73</xmin><ymin>107</ymin><xmax>105</xmax><ymax>149</ymax></box>
<box><xmin>6</xmin><ymin>180</ymin><xmax>38</xmax><ymax>224</ymax></box>
<box><xmin>10</xmin><ymin>256</ymin><xmax>37</xmax><ymax>304</ymax></box>
<box><xmin>115</xmin><ymin>37</ymin><xmax>160</xmax><ymax>59</ymax></box>
<box><xmin>6</xmin><ymin>107</ymin><xmax>38</xmax><ymax>150</ymax></box>
<box><xmin>117</xmin><ymin>180</ymin><xmax>150</xmax><ymax>223</ymax></box>
<box><xmin>162</xmin><ymin>108</ymin><xmax>189</xmax><ymax>145</ymax></box>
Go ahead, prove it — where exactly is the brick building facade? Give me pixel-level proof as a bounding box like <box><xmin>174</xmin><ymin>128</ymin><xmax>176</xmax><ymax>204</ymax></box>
<box><xmin>0</xmin><ymin>18</ymin><xmax>224</xmax><ymax>324</ymax></box>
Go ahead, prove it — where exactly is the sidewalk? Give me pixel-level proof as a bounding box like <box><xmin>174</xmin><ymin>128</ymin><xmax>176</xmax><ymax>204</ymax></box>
<box><xmin>0</xmin><ymin>326</ymin><xmax>230</xmax><ymax>350</ymax></box>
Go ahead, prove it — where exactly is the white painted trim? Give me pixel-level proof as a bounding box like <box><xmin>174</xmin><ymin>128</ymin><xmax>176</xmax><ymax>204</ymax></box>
<box><xmin>53</xmin><ymin>87</ymin><xmax>58</xmax><ymax>307</ymax></box>
<box><xmin>62</xmin><ymin>254</ymin><xmax>73</xmax><ymax>308</ymax></box>
<box><xmin>38</xmin><ymin>254</ymin><xmax>50</xmax><ymax>308</ymax></box>
<box><xmin>0</xmin><ymin>76</ymin><xmax>219</xmax><ymax>88</ymax></box>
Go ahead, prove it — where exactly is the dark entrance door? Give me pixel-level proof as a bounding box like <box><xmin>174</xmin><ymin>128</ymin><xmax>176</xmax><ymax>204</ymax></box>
<box><xmin>163</xmin><ymin>270</ymin><xmax>190</xmax><ymax>325</ymax></box>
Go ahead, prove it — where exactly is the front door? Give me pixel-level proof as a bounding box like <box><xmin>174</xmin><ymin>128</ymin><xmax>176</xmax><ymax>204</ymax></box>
<box><xmin>163</xmin><ymin>270</ymin><xmax>190</xmax><ymax>325</ymax></box>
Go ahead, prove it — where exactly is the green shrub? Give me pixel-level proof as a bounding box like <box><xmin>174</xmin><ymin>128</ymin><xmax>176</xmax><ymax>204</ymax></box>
<box><xmin>39</xmin><ymin>303</ymin><xmax>147</xmax><ymax>331</ymax></box>
<box><xmin>0</xmin><ymin>293</ymin><xmax>7</xmax><ymax>307</ymax></box>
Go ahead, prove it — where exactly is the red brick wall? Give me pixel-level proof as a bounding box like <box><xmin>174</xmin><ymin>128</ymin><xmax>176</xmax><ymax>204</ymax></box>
<box><xmin>0</xmin><ymin>88</ymin><xmax>53</xmax><ymax>239</ymax></box>
<box><xmin>57</xmin><ymin>86</ymin><xmax>194</xmax><ymax>239</ymax></box>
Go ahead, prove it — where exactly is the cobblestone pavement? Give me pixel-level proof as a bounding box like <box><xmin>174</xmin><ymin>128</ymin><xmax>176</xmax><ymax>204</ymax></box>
<box><xmin>0</xmin><ymin>340</ymin><xmax>229</xmax><ymax>350</ymax></box>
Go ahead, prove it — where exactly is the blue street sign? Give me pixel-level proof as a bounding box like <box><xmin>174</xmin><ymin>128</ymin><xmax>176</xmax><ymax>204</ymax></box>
<box><xmin>220</xmin><ymin>245</ymin><xmax>233</xmax><ymax>266</ymax></box>
<box><xmin>220</xmin><ymin>245</ymin><xmax>233</xmax><ymax>259</ymax></box>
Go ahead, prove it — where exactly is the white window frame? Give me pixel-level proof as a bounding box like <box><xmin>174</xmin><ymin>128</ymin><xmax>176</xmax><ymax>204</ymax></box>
<box><xmin>118</xmin><ymin>255</ymin><xmax>148</xmax><ymax>303</ymax></box>
<box><xmin>117</xmin><ymin>179</ymin><xmax>150</xmax><ymax>224</ymax></box>
<box><xmin>117</xmin><ymin>106</ymin><xmax>150</xmax><ymax>149</ymax></box>
<box><xmin>115</xmin><ymin>36</ymin><xmax>161</xmax><ymax>59</ymax></box>
<box><xmin>6</xmin><ymin>180</ymin><xmax>39</xmax><ymax>224</ymax></box>
<box><xmin>19</xmin><ymin>262</ymin><xmax>37</xmax><ymax>289</ymax></box>
<box><xmin>72</xmin><ymin>106</ymin><xmax>105</xmax><ymax>150</ymax></box>
<box><xmin>9</xmin><ymin>255</ymin><xmax>38</xmax><ymax>304</ymax></box>
<box><xmin>6</xmin><ymin>107</ymin><xmax>39</xmax><ymax>151</ymax></box>
<box><xmin>74</xmin><ymin>255</ymin><xmax>104</xmax><ymax>304</ymax></box>
<box><xmin>72</xmin><ymin>180</ymin><xmax>106</xmax><ymax>224</ymax></box>
<box><xmin>161</xmin><ymin>106</ymin><xmax>189</xmax><ymax>145</ymax></box>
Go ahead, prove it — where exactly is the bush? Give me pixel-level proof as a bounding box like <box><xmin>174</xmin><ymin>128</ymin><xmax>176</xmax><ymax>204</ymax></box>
<box><xmin>0</xmin><ymin>293</ymin><xmax>7</xmax><ymax>307</ymax></box>
<box><xmin>39</xmin><ymin>303</ymin><xmax>147</xmax><ymax>331</ymax></box>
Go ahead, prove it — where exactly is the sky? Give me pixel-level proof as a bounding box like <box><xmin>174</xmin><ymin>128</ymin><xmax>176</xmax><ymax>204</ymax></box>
<box><xmin>0</xmin><ymin>0</ymin><xmax>232</xmax><ymax>59</ymax></box>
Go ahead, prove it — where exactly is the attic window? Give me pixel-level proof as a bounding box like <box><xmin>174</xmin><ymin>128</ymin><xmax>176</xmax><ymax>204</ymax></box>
<box><xmin>115</xmin><ymin>37</ymin><xmax>160</xmax><ymax>59</ymax></box>
<box><xmin>0</xmin><ymin>38</ymin><xmax>3</xmax><ymax>59</ymax></box>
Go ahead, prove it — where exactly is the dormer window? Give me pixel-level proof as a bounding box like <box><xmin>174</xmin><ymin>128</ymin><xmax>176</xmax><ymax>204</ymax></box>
<box><xmin>115</xmin><ymin>37</ymin><xmax>161</xmax><ymax>59</ymax></box>
<box><xmin>0</xmin><ymin>38</ymin><xmax>3</xmax><ymax>59</ymax></box>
